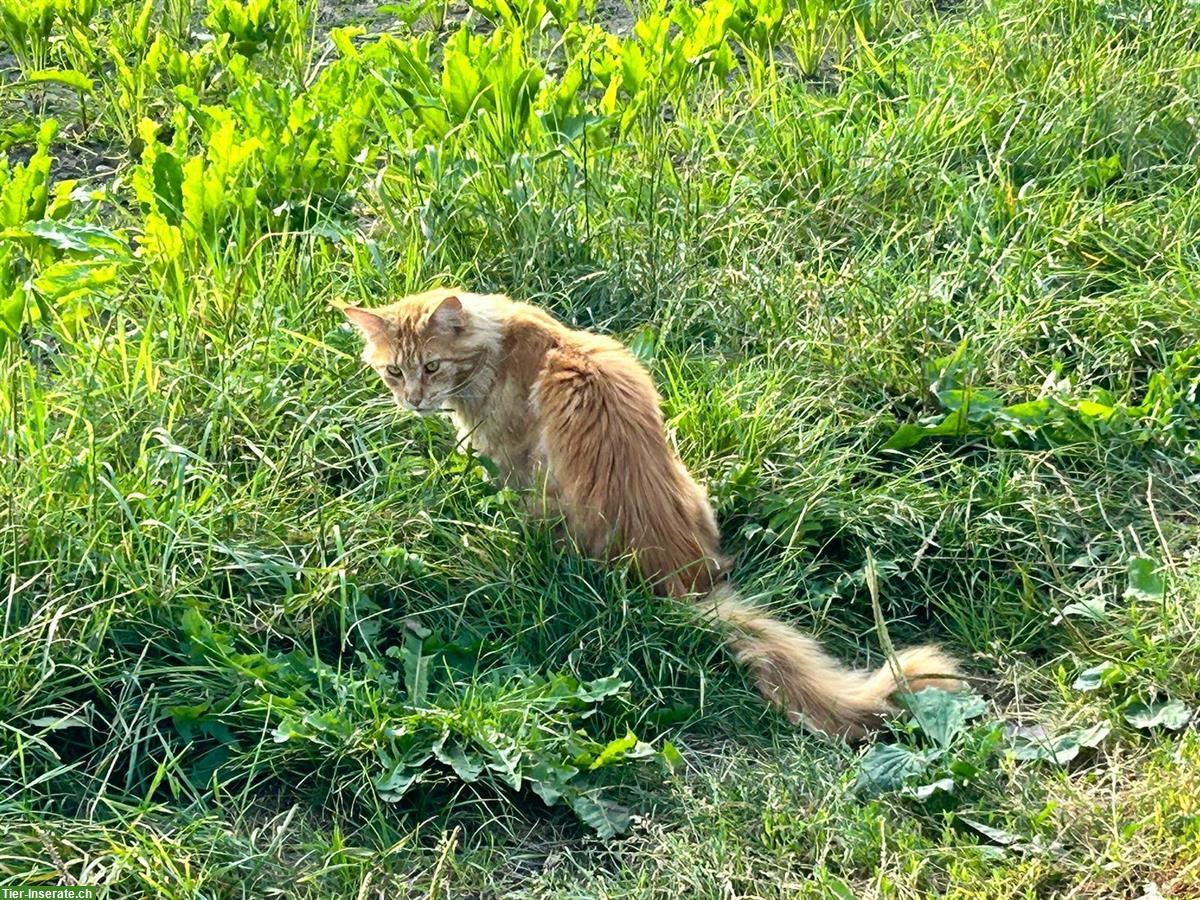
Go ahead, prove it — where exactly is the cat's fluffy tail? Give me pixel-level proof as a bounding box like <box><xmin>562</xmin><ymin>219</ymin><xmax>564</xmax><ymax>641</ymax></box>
<box><xmin>703</xmin><ymin>583</ymin><xmax>962</xmax><ymax>740</ymax></box>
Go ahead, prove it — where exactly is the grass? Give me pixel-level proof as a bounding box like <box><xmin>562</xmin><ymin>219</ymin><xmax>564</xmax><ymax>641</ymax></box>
<box><xmin>2</xmin><ymin>0</ymin><xmax>1199</xmax><ymax>895</ymax></box>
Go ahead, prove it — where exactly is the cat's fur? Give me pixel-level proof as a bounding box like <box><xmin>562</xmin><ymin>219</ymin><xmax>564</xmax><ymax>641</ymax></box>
<box><xmin>345</xmin><ymin>288</ymin><xmax>961</xmax><ymax>739</ymax></box>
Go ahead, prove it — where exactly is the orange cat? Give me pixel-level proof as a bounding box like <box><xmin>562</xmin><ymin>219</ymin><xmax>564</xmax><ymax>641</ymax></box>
<box><xmin>345</xmin><ymin>289</ymin><xmax>961</xmax><ymax>738</ymax></box>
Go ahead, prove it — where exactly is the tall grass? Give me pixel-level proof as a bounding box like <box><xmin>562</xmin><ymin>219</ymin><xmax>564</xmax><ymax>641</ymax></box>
<box><xmin>1</xmin><ymin>0</ymin><xmax>1199</xmax><ymax>895</ymax></box>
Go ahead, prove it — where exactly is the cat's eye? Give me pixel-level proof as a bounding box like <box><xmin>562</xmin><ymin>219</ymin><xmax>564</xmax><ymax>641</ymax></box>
<box><xmin>385</xmin><ymin>365</ymin><xmax>403</xmax><ymax>378</ymax></box>
<box><xmin>423</xmin><ymin>360</ymin><xmax>441</xmax><ymax>374</ymax></box>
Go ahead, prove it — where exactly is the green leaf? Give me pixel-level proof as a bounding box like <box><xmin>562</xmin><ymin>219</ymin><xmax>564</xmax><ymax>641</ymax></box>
<box><xmin>997</xmin><ymin>398</ymin><xmax>1050</xmax><ymax>425</ymax></box>
<box><xmin>309</xmin><ymin>220</ymin><xmax>358</xmax><ymax>244</ymax></box>
<box><xmin>432</xmin><ymin>734</ymin><xmax>485</xmax><ymax>782</ymax></box>
<box><xmin>1075</xmin><ymin>722</ymin><xmax>1112</xmax><ymax>748</ymax></box>
<box><xmin>1007</xmin><ymin>722</ymin><xmax>1109</xmax><ymax>764</ymax></box>
<box><xmin>882</xmin><ymin>409</ymin><xmax>976</xmax><ymax>451</ymax></box>
<box><xmin>938</xmin><ymin>387</ymin><xmax>1003</xmax><ymax>419</ymax></box>
<box><xmin>574</xmin><ymin>674</ymin><xmax>626</xmax><ymax>703</ymax></box>
<box><xmin>1124</xmin><ymin>556</ymin><xmax>1165</xmax><ymax>603</ymax></box>
<box><xmin>590</xmin><ymin>732</ymin><xmax>636</xmax><ymax>769</ymax></box>
<box><xmin>19</xmin><ymin>220</ymin><xmax>129</xmax><ymax>257</ymax></box>
<box><xmin>33</xmin><ymin>260</ymin><xmax>116</xmax><ymax>301</ymax></box>
<box><xmin>189</xmin><ymin>744</ymin><xmax>232</xmax><ymax>787</ymax></box>
<box><xmin>1082</xmin><ymin>154</ymin><xmax>1122</xmax><ymax>190</ymax></box>
<box><xmin>904</xmin><ymin>776</ymin><xmax>955</xmax><ymax>800</ymax></box>
<box><xmin>0</xmin><ymin>287</ymin><xmax>26</xmax><ymax>349</ymax></box>
<box><xmin>900</xmin><ymin>688</ymin><xmax>987</xmax><ymax>749</ymax></box>
<box><xmin>1008</xmin><ymin>724</ymin><xmax>1076</xmax><ymax>763</ymax></box>
<box><xmin>133</xmin><ymin>0</ymin><xmax>156</xmax><ymax>46</ymax></box>
<box><xmin>854</xmin><ymin>743</ymin><xmax>933</xmax><ymax>794</ymax></box>
<box><xmin>589</xmin><ymin>731</ymin><xmax>655</xmax><ymax>770</ymax></box>
<box><xmin>881</xmin><ymin>422</ymin><xmax>929</xmax><ymax>451</ymax></box>
<box><xmin>401</xmin><ymin>632</ymin><xmax>430</xmax><ymax>705</ymax></box>
<box><xmin>378</xmin><ymin>2</ymin><xmax>426</xmax><ymax>24</ymax></box>
<box><xmin>1057</xmin><ymin>597</ymin><xmax>1108</xmax><ymax>622</ymax></box>
<box><xmin>820</xmin><ymin>876</ymin><xmax>857</xmax><ymax>900</ymax></box>
<box><xmin>1073</xmin><ymin>662</ymin><xmax>1123</xmax><ymax>692</ymax></box>
<box><xmin>152</xmin><ymin>153</ymin><xmax>185</xmax><ymax>226</ymax></box>
<box><xmin>181</xmin><ymin>608</ymin><xmax>212</xmax><ymax>640</ymax></box>
<box><xmin>28</xmin><ymin>712</ymin><xmax>91</xmax><ymax>730</ymax></box>
<box><xmin>329</xmin><ymin>25</ymin><xmax>366</xmax><ymax>56</ymax></box>
<box><xmin>569</xmin><ymin>792</ymin><xmax>631</xmax><ymax>839</ymax></box>
<box><xmin>375</xmin><ymin>765</ymin><xmax>420</xmax><ymax>802</ymax></box>
<box><xmin>949</xmin><ymin>758</ymin><xmax>981</xmax><ymax>780</ymax></box>
<box><xmin>1124</xmin><ymin>700</ymin><xmax>1193</xmax><ymax>731</ymax></box>
<box><xmin>959</xmin><ymin>816</ymin><xmax>1024</xmax><ymax>846</ymax></box>
<box><xmin>28</xmin><ymin>69</ymin><xmax>94</xmax><ymax>93</ymax></box>
<box><xmin>660</xmin><ymin>740</ymin><xmax>685</xmax><ymax>774</ymax></box>
<box><xmin>482</xmin><ymin>736</ymin><xmax>523</xmax><ymax>789</ymax></box>
<box><xmin>528</xmin><ymin>758</ymin><xmax>579</xmax><ymax>805</ymax></box>
<box><xmin>627</xmin><ymin>324</ymin><xmax>658</xmax><ymax>362</ymax></box>
<box><xmin>169</xmin><ymin>702</ymin><xmax>211</xmax><ymax>741</ymax></box>
<box><xmin>272</xmin><ymin>717</ymin><xmax>302</xmax><ymax>743</ymax></box>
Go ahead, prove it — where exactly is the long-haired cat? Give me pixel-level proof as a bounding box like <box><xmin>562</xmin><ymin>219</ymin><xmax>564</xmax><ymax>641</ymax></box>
<box><xmin>345</xmin><ymin>288</ymin><xmax>961</xmax><ymax>739</ymax></box>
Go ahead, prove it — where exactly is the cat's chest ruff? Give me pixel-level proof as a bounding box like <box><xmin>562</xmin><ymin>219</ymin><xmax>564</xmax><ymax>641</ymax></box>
<box><xmin>448</xmin><ymin>384</ymin><xmax>542</xmax><ymax>483</ymax></box>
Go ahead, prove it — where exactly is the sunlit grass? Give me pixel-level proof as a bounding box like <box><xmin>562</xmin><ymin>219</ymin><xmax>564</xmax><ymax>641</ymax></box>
<box><xmin>1</xmin><ymin>0</ymin><xmax>1199</xmax><ymax>895</ymax></box>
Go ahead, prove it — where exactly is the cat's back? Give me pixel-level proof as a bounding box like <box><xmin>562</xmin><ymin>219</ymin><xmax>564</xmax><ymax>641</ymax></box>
<box><xmin>522</xmin><ymin>305</ymin><xmax>718</xmax><ymax>592</ymax></box>
<box><xmin>545</xmin><ymin>320</ymin><xmax>656</xmax><ymax>395</ymax></box>
<box><xmin>494</xmin><ymin>299</ymin><xmax>653</xmax><ymax>399</ymax></box>
<box><xmin>530</xmin><ymin>321</ymin><xmax>667</xmax><ymax>466</ymax></box>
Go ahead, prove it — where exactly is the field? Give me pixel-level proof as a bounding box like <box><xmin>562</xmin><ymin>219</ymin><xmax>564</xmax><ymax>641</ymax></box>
<box><xmin>2</xmin><ymin>0</ymin><xmax>1199</xmax><ymax>896</ymax></box>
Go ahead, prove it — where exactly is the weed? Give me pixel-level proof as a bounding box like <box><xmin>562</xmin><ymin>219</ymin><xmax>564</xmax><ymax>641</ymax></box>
<box><xmin>1</xmin><ymin>0</ymin><xmax>1199</xmax><ymax>895</ymax></box>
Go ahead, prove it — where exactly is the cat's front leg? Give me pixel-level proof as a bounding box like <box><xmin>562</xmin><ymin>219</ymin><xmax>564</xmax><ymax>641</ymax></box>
<box><xmin>523</xmin><ymin>478</ymin><xmax>571</xmax><ymax>549</ymax></box>
<box><xmin>524</xmin><ymin>482</ymin><xmax>562</xmax><ymax>521</ymax></box>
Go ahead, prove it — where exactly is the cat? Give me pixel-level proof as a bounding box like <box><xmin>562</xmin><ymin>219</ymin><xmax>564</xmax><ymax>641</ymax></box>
<box><xmin>344</xmin><ymin>288</ymin><xmax>962</xmax><ymax>739</ymax></box>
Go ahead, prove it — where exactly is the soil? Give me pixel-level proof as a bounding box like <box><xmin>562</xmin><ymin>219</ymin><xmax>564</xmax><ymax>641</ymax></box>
<box><xmin>591</xmin><ymin>0</ymin><xmax>637</xmax><ymax>37</ymax></box>
<box><xmin>316</xmin><ymin>0</ymin><xmax>404</xmax><ymax>30</ymax></box>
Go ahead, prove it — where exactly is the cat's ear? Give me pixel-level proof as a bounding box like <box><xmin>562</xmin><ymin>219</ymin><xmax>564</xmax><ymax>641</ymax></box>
<box><xmin>343</xmin><ymin>306</ymin><xmax>389</xmax><ymax>340</ymax></box>
<box><xmin>428</xmin><ymin>295</ymin><xmax>464</xmax><ymax>333</ymax></box>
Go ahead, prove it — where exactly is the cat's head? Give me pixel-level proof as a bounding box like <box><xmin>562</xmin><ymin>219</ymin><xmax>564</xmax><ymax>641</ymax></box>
<box><xmin>343</xmin><ymin>291</ymin><xmax>501</xmax><ymax>413</ymax></box>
